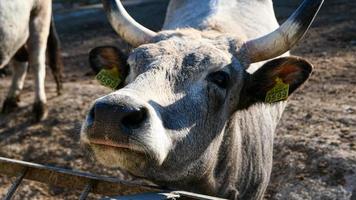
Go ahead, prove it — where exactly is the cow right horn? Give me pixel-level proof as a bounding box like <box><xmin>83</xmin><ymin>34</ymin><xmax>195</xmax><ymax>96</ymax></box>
<box><xmin>102</xmin><ymin>0</ymin><xmax>157</xmax><ymax>47</ymax></box>
<box><xmin>241</xmin><ymin>0</ymin><xmax>324</xmax><ymax>63</ymax></box>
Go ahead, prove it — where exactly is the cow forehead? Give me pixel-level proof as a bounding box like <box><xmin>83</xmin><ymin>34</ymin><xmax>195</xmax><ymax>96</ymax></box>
<box><xmin>127</xmin><ymin>30</ymin><xmax>239</xmax><ymax>74</ymax></box>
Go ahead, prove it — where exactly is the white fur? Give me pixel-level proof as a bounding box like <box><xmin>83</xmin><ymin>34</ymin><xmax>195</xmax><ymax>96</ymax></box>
<box><xmin>115</xmin><ymin>89</ymin><xmax>172</xmax><ymax>164</ymax></box>
<box><xmin>28</xmin><ymin>0</ymin><xmax>52</xmax><ymax>103</ymax></box>
<box><xmin>7</xmin><ymin>60</ymin><xmax>28</xmax><ymax>98</ymax></box>
<box><xmin>0</xmin><ymin>0</ymin><xmax>32</xmax><ymax>68</ymax></box>
<box><xmin>0</xmin><ymin>0</ymin><xmax>52</xmax><ymax>107</ymax></box>
<box><xmin>164</xmin><ymin>0</ymin><xmax>280</xmax><ymax>39</ymax></box>
<box><xmin>162</xmin><ymin>0</ymin><xmax>287</xmax><ymax>75</ymax></box>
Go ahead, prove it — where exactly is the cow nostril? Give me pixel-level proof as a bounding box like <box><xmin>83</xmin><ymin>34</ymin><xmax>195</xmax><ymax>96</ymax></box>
<box><xmin>121</xmin><ymin>107</ymin><xmax>147</xmax><ymax>129</ymax></box>
<box><xmin>90</xmin><ymin>100</ymin><xmax>148</xmax><ymax>133</ymax></box>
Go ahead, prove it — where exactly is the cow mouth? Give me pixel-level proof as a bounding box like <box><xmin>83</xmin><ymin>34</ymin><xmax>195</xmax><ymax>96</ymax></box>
<box><xmin>89</xmin><ymin>139</ymin><xmax>145</xmax><ymax>154</ymax></box>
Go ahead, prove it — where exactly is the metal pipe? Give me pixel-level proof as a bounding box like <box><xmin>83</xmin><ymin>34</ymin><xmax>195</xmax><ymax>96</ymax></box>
<box><xmin>79</xmin><ymin>181</ymin><xmax>95</xmax><ymax>200</ymax></box>
<box><xmin>4</xmin><ymin>168</ymin><xmax>28</xmax><ymax>200</ymax></box>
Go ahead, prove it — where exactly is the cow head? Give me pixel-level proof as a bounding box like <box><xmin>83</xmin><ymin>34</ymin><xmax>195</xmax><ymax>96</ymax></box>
<box><xmin>81</xmin><ymin>0</ymin><xmax>322</xmax><ymax>188</ymax></box>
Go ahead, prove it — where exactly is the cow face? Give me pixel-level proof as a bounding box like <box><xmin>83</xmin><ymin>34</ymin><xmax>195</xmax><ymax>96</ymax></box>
<box><xmin>80</xmin><ymin>30</ymin><xmax>313</xmax><ymax>183</ymax></box>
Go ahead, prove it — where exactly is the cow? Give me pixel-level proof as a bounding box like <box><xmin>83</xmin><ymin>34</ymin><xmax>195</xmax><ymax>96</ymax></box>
<box><xmin>80</xmin><ymin>0</ymin><xmax>323</xmax><ymax>199</ymax></box>
<box><xmin>0</xmin><ymin>0</ymin><xmax>63</xmax><ymax>122</ymax></box>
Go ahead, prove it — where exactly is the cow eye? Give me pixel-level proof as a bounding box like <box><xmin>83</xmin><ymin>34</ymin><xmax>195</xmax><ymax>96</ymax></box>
<box><xmin>207</xmin><ymin>71</ymin><xmax>230</xmax><ymax>89</ymax></box>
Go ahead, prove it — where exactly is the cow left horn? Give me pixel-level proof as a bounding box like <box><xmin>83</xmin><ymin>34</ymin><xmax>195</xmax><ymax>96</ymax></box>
<box><xmin>102</xmin><ymin>0</ymin><xmax>157</xmax><ymax>47</ymax></box>
<box><xmin>241</xmin><ymin>0</ymin><xmax>324</xmax><ymax>63</ymax></box>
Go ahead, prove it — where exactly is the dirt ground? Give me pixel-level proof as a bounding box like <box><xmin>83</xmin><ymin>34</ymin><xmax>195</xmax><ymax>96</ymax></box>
<box><xmin>0</xmin><ymin>1</ymin><xmax>355</xmax><ymax>200</ymax></box>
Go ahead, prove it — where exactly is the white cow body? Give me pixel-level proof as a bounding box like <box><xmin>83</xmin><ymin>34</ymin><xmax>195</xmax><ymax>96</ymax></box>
<box><xmin>0</xmin><ymin>1</ymin><xmax>34</xmax><ymax>67</ymax></box>
<box><xmin>164</xmin><ymin>0</ymin><xmax>287</xmax><ymax>73</ymax></box>
<box><xmin>164</xmin><ymin>0</ymin><xmax>279</xmax><ymax>38</ymax></box>
<box><xmin>0</xmin><ymin>0</ymin><xmax>62</xmax><ymax>121</ymax></box>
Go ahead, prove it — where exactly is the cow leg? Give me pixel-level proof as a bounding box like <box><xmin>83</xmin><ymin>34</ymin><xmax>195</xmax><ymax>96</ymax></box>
<box><xmin>28</xmin><ymin>2</ymin><xmax>52</xmax><ymax>122</ymax></box>
<box><xmin>0</xmin><ymin>65</ymin><xmax>11</xmax><ymax>78</ymax></box>
<box><xmin>1</xmin><ymin>60</ymin><xmax>28</xmax><ymax>114</ymax></box>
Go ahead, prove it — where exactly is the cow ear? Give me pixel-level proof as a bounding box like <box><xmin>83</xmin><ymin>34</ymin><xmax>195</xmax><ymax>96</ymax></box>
<box><xmin>89</xmin><ymin>46</ymin><xmax>129</xmax><ymax>89</ymax></box>
<box><xmin>239</xmin><ymin>56</ymin><xmax>313</xmax><ymax>109</ymax></box>
<box><xmin>89</xmin><ymin>46</ymin><xmax>128</xmax><ymax>74</ymax></box>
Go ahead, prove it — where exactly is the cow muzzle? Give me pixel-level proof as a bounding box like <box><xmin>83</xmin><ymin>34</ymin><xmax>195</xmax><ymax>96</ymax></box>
<box><xmin>89</xmin><ymin>97</ymin><xmax>148</xmax><ymax>137</ymax></box>
<box><xmin>81</xmin><ymin>91</ymin><xmax>171</xmax><ymax>168</ymax></box>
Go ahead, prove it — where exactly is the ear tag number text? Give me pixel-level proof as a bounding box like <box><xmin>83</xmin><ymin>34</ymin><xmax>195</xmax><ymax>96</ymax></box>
<box><xmin>265</xmin><ymin>78</ymin><xmax>289</xmax><ymax>103</ymax></box>
<box><xmin>95</xmin><ymin>68</ymin><xmax>121</xmax><ymax>90</ymax></box>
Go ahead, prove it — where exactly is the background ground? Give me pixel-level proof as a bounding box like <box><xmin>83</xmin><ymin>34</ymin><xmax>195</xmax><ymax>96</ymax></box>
<box><xmin>0</xmin><ymin>1</ymin><xmax>355</xmax><ymax>199</ymax></box>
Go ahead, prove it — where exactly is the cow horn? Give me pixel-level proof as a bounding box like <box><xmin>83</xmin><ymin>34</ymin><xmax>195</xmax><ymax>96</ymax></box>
<box><xmin>241</xmin><ymin>0</ymin><xmax>324</xmax><ymax>63</ymax></box>
<box><xmin>102</xmin><ymin>0</ymin><xmax>157</xmax><ymax>47</ymax></box>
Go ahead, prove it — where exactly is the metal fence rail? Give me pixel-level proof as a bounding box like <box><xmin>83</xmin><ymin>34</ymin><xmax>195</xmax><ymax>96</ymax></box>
<box><xmin>0</xmin><ymin>157</ymin><xmax>226</xmax><ymax>200</ymax></box>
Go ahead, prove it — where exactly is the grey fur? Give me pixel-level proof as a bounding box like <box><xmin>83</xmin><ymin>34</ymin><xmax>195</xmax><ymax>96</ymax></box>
<box><xmin>81</xmin><ymin>1</ymin><xmax>315</xmax><ymax>199</ymax></box>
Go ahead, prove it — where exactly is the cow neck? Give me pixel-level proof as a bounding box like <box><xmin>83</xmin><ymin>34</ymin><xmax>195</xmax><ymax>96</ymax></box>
<box><xmin>213</xmin><ymin>102</ymin><xmax>286</xmax><ymax>199</ymax></box>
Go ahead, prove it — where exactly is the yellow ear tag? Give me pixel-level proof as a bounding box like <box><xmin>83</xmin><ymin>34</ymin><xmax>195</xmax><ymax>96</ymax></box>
<box><xmin>265</xmin><ymin>77</ymin><xmax>289</xmax><ymax>103</ymax></box>
<box><xmin>95</xmin><ymin>67</ymin><xmax>122</xmax><ymax>90</ymax></box>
